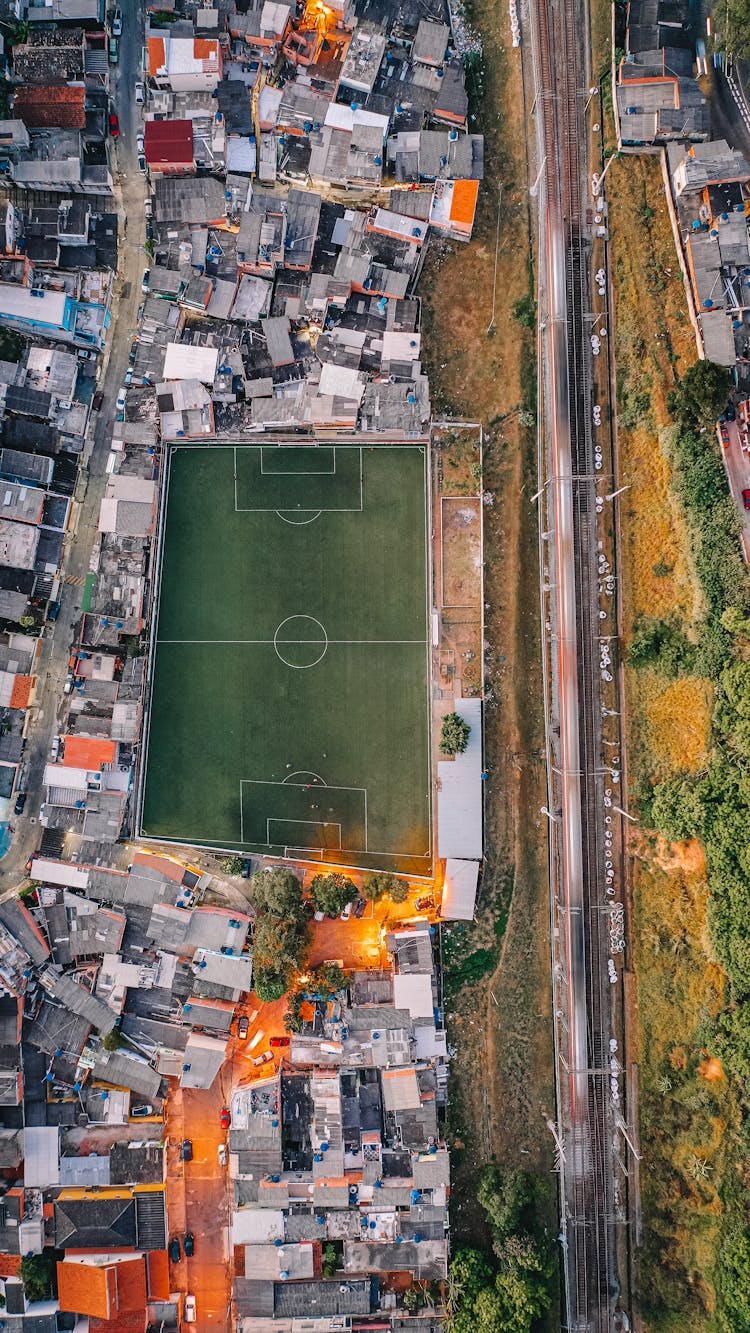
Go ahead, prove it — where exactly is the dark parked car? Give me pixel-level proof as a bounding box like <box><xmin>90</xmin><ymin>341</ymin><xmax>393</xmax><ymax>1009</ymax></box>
<box><xmin>237</xmin><ymin>1014</ymin><xmax>249</xmax><ymax>1039</ymax></box>
<box><xmin>13</xmin><ymin>793</ymin><xmax>26</xmax><ymax>815</ymax></box>
<box><xmin>169</xmin><ymin>1236</ymin><xmax>181</xmax><ymax>1263</ymax></box>
<box><xmin>743</xmin><ymin>490</ymin><xmax>750</xmax><ymax>511</ymax></box>
<box><xmin>92</xmin><ymin>391</ymin><xmax>104</xmax><ymax>412</ymax></box>
<box><xmin>726</xmin><ymin>402</ymin><xmax>737</xmax><ymax>421</ymax></box>
<box><xmin>47</xmin><ymin>600</ymin><xmax>61</xmax><ymax>621</ymax></box>
<box><xmin>353</xmin><ymin>896</ymin><xmax>367</xmax><ymax>918</ymax></box>
<box><xmin>184</xmin><ymin>1232</ymin><xmax>194</xmax><ymax>1257</ymax></box>
<box><xmin>180</xmin><ymin>1138</ymin><xmax>193</xmax><ymax>1161</ymax></box>
<box><xmin>241</xmin><ymin>858</ymin><xmax>252</xmax><ymax>878</ymax></box>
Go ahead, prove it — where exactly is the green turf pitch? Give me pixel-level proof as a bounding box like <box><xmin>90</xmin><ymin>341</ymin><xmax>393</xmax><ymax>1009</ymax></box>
<box><xmin>141</xmin><ymin>443</ymin><xmax>432</xmax><ymax>873</ymax></box>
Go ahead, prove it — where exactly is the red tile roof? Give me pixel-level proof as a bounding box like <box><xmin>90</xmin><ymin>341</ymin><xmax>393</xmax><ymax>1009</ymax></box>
<box><xmin>13</xmin><ymin>85</ymin><xmax>86</xmax><ymax>130</ymax></box>
<box><xmin>144</xmin><ymin>118</ymin><xmax>193</xmax><ymax>166</ymax></box>
<box><xmin>61</xmin><ymin>735</ymin><xmax>117</xmax><ymax>770</ymax></box>
<box><xmin>10</xmin><ymin>674</ymin><xmax>33</xmax><ymax>709</ymax></box>
<box><xmin>57</xmin><ymin>1256</ymin><xmax>147</xmax><ymax>1321</ymax></box>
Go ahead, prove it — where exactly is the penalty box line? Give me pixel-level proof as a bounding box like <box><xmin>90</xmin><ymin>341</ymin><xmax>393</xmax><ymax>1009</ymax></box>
<box><xmin>260</xmin><ymin>445</ymin><xmax>338</xmax><ymax>476</ymax></box>
<box><xmin>234</xmin><ymin>446</ymin><xmax>363</xmax><ymax>512</ymax></box>
<box><xmin>267</xmin><ymin>817</ymin><xmax>342</xmax><ymax>850</ymax></box>
<box><xmin>241</xmin><ymin>777</ymin><xmax>368</xmax><ymax>852</ymax></box>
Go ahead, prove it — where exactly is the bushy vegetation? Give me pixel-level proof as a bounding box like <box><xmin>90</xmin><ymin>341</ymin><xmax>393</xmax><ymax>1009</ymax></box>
<box><xmin>447</xmin><ymin>1166</ymin><xmax>554</xmax><ymax>1333</ymax></box>
<box><xmin>310</xmin><ymin>871</ymin><xmax>357</xmax><ymax>917</ymax></box>
<box><xmin>629</xmin><ymin>366</ymin><xmax>750</xmax><ymax>1324</ymax></box>
<box><xmin>440</xmin><ymin>711</ymin><xmax>471</xmax><ymax>755</ymax></box>
<box><xmin>362</xmin><ymin>871</ymin><xmax>410</xmax><ymax>903</ymax></box>
<box><xmin>250</xmin><ymin>867</ymin><xmax>309</xmax><ymax>1000</ymax></box>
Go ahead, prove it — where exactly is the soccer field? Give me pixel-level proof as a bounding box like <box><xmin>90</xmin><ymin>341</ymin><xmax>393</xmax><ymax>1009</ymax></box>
<box><xmin>140</xmin><ymin>443</ymin><xmax>432</xmax><ymax>874</ymax></box>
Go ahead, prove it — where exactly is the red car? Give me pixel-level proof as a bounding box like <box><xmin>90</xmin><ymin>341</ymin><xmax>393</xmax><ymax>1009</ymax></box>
<box><xmin>743</xmin><ymin>490</ymin><xmax>750</xmax><ymax>511</ymax></box>
<box><xmin>269</xmin><ymin>1036</ymin><xmax>290</xmax><ymax>1048</ymax></box>
<box><xmin>720</xmin><ymin>423</ymin><xmax>730</xmax><ymax>447</ymax></box>
<box><xmin>220</xmin><ymin>1107</ymin><xmax>230</xmax><ymax>1129</ymax></box>
<box><xmin>109</xmin><ymin>111</ymin><xmax>120</xmax><ymax>137</ymax></box>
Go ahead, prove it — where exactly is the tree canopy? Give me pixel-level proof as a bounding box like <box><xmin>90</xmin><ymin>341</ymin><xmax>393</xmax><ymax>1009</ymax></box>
<box><xmin>310</xmin><ymin>871</ymin><xmax>356</xmax><ymax>917</ymax></box>
<box><xmin>667</xmin><ymin>359</ymin><xmax>732</xmax><ymax>431</ymax></box>
<box><xmin>440</xmin><ymin>711</ymin><xmax>471</xmax><ymax>756</ymax></box>
<box><xmin>362</xmin><ymin>871</ymin><xmax>409</xmax><ymax>903</ymax></box>
<box><xmin>250</xmin><ymin>866</ymin><xmax>303</xmax><ymax>918</ymax></box>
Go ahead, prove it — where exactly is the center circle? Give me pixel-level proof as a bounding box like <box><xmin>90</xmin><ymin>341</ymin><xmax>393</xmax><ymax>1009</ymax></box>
<box><xmin>274</xmin><ymin>615</ymin><xmax>328</xmax><ymax>669</ymax></box>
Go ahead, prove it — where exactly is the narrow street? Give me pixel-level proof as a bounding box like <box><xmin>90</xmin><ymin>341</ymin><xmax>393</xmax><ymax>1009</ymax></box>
<box><xmin>0</xmin><ymin>9</ymin><xmax>148</xmax><ymax>891</ymax></box>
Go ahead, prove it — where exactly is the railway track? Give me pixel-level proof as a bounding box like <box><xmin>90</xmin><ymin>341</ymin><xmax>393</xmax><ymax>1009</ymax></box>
<box><xmin>531</xmin><ymin>0</ymin><xmax>621</xmax><ymax>1324</ymax></box>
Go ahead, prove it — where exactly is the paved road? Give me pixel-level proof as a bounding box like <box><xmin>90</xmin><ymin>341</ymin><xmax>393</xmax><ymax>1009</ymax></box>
<box><xmin>719</xmin><ymin>420</ymin><xmax>750</xmax><ymax>559</ymax></box>
<box><xmin>0</xmin><ymin>11</ymin><xmax>147</xmax><ymax>891</ymax></box>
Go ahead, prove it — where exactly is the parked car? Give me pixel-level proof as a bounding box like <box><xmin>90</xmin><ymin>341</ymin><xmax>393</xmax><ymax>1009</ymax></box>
<box><xmin>108</xmin><ymin>111</ymin><xmax>120</xmax><ymax>137</ymax></box>
<box><xmin>47</xmin><ymin>600</ymin><xmax>61</xmax><ymax>622</ymax></box>
<box><xmin>721</xmin><ymin>423</ymin><xmax>730</xmax><ymax>447</ymax></box>
<box><xmin>180</xmin><ymin>1138</ymin><xmax>193</xmax><ymax>1161</ymax></box>
<box><xmin>340</xmin><ymin>902</ymin><xmax>352</xmax><ymax>921</ymax></box>
<box><xmin>237</xmin><ymin>1014</ymin><xmax>249</xmax><ymax>1040</ymax></box>
<box><xmin>115</xmin><ymin>387</ymin><xmax>126</xmax><ymax>420</ymax></box>
<box><xmin>50</xmin><ymin>736</ymin><xmax>60</xmax><ymax>762</ymax></box>
<box><xmin>269</xmin><ymin>1035</ymin><xmax>290</xmax><ymax>1047</ymax></box>
<box><xmin>184</xmin><ymin>1295</ymin><xmax>197</xmax><ymax>1323</ymax></box>
<box><xmin>184</xmin><ymin>1232</ymin><xmax>194</xmax><ymax>1257</ymax></box>
<box><xmin>141</xmin><ymin>268</ymin><xmax>150</xmax><ymax>294</ymax></box>
<box><xmin>726</xmin><ymin>401</ymin><xmax>737</xmax><ymax>421</ymax></box>
<box><xmin>743</xmin><ymin>490</ymin><xmax>750</xmax><ymax>511</ymax></box>
<box><xmin>241</xmin><ymin>858</ymin><xmax>252</xmax><ymax>878</ymax></box>
<box><xmin>131</xmin><ymin>1104</ymin><xmax>153</xmax><ymax>1117</ymax></box>
<box><xmin>218</xmin><ymin>1143</ymin><xmax>227</xmax><ymax>1167</ymax></box>
<box><xmin>146</xmin><ymin>220</ymin><xmax>154</xmax><ymax>241</ymax></box>
<box><xmin>112</xmin><ymin>7</ymin><xmax>122</xmax><ymax>35</ymax></box>
<box><xmin>92</xmin><ymin>390</ymin><xmax>104</xmax><ymax>412</ymax></box>
<box><xmin>13</xmin><ymin>792</ymin><xmax>26</xmax><ymax>816</ymax></box>
<box><xmin>313</xmin><ymin>909</ymin><xmax>325</xmax><ymax>922</ymax></box>
<box><xmin>353</xmin><ymin>896</ymin><xmax>367</xmax><ymax>918</ymax></box>
<box><xmin>415</xmin><ymin>895</ymin><xmax>435</xmax><ymax>912</ymax></box>
<box><xmin>108</xmin><ymin>36</ymin><xmax>118</xmax><ymax>63</ymax></box>
<box><xmin>138</xmin><ymin>153</ymin><xmax>147</xmax><ymax>173</ymax></box>
<box><xmin>135</xmin><ymin>80</ymin><xmax>144</xmax><ymax>104</ymax></box>
<box><xmin>220</xmin><ymin>1106</ymin><xmax>230</xmax><ymax>1129</ymax></box>
<box><xmin>144</xmin><ymin>197</ymin><xmax>153</xmax><ymax>219</ymax></box>
<box><xmin>169</xmin><ymin>1236</ymin><xmax>180</xmax><ymax>1263</ymax></box>
<box><xmin>252</xmin><ymin>1050</ymin><xmax>274</xmax><ymax>1067</ymax></box>
<box><xmin>136</xmin><ymin>131</ymin><xmax>144</xmax><ymax>154</ymax></box>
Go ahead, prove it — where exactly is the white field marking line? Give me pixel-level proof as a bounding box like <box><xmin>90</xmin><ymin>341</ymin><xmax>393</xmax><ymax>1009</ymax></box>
<box><xmin>260</xmin><ymin>445</ymin><xmax>337</xmax><ymax>476</ymax></box>
<box><xmin>158</xmin><ymin>638</ymin><xmax>427</xmax><ymax>645</ymax></box>
<box><xmin>423</xmin><ymin>443</ymin><xmax>434</xmax><ymax>860</ymax></box>
<box><xmin>239</xmin><ymin>778</ymin><xmax>244</xmax><ymax>844</ymax></box>
<box><xmin>275</xmin><ymin>511</ymin><xmax>322</xmax><ymax>525</ymax></box>
<box><xmin>282</xmin><ymin>770</ymin><xmax>326</xmax><ymax>784</ymax></box>
<box><xmin>235</xmin><ymin>447</ymin><xmax>363</xmax><ymax>513</ymax></box>
<box><xmin>239</xmin><ymin>778</ymin><xmax>428</xmax><ymax>858</ymax></box>
<box><xmin>267</xmin><ymin>818</ymin><xmax>342</xmax><ymax>850</ymax></box>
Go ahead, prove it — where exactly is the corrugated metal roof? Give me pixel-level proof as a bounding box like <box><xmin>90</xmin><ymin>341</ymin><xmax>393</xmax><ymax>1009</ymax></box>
<box><xmin>437</xmin><ymin>697</ymin><xmax>483</xmax><ymax>858</ymax></box>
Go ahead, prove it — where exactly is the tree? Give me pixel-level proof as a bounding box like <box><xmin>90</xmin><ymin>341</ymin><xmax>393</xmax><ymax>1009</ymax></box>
<box><xmin>21</xmin><ymin>1251</ymin><xmax>58</xmax><ymax>1302</ymax></box>
<box><xmin>102</xmin><ymin>1030</ymin><xmax>121</xmax><ymax>1051</ymax></box>
<box><xmin>362</xmin><ymin>872</ymin><xmax>386</xmax><ymax>902</ymax></box>
<box><xmin>310</xmin><ymin>872</ymin><xmax>356</xmax><ymax>917</ymax></box>
<box><xmin>362</xmin><ymin>872</ymin><xmax>409</xmax><ymax>903</ymax></box>
<box><xmin>667</xmin><ymin>360</ymin><xmax>732</xmax><ymax>430</ymax></box>
<box><xmin>253</xmin><ymin>965</ymin><xmax>288</xmax><ymax>1002</ymax></box>
<box><xmin>440</xmin><ymin>712</ymin><xmax>471</xmax><ymax>756</ymax></box>
<box><xmin>250</xmin><ymin>866</ymin><xmax>303</xmax><ymax>918</ymax></box>
<box><xmin>725</xmin><ymin>0</ymin><xmax>750</xmax><ymax>60</ymax></box>
<box><xmin>448</xmin><ymin>1248</ymin><xmax>494</xmax><ymax>1306</ymax></box>
<box><xmin>719</xmin><ymin>1226</ymin><xmax>750</xmax><ymax>1331</ymax></box>
<box><xmin>313</xmin><ymin>961</ymin><xmax>349</xmax><ymax>993</ymax></box>
<box><xmin>322</xmin><ymin>1243</ymin><xmax>341</xmax><ymax>1277</ymax></box>
<box><xmin>220</xmin><ymin>855</ymin><xmax>244</xmax><ymax>876</ymax></box>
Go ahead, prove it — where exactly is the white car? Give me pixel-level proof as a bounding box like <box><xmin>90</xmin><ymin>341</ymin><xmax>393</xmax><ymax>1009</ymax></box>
<box><xmin>112</xmin><ymin>8</ymin><xmax>122</xmax><ymax>36</ymax></box>
<box><xmin>340</xmin><ymin>902</ymin><xmax>352</xmax><ymax>921</ymax></box>
<box><xmin>136</xmin><ymin>131</ymin><xmax>144</xmax><ymax>154</ymax></box>
<box><xmin>135</xmin><ymin>81</ymin><xmax>144</xmax><ymax>104</ymax></box>
<box><xmin>218</xmin><ymin>1143</ymin><xmax>227</xmax><ymax>1167</ymax></box>
<box><xmin>141</xmin><ymin>267</ymin><xmax>150</xmax><ymax>294</ymax></box>
<box><xmin>115</xmin><ymin>388</ymin><xmax>127</xmax><ymax>414</ymax></box>
<box><xmin>184</xmin><ymin>1294</ymin><xmax>197</xmax><ymax>1323</ymax></box>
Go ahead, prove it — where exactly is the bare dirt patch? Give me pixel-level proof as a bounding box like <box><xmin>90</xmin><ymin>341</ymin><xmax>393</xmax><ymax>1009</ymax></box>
<box><xmin>441</xmin><ymin>498</ymin><xmax>482</xmax><ymax>609</ymax></box>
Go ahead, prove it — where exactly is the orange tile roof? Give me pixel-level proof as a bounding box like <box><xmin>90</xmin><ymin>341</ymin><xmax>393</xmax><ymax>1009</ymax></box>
<box><xmin>449</xmin><ymin>178</ymin><xmax>479</xmax><ymax>226</ymax></box>
<box><xmin>133</xmin><ymin>851</ymin><xmax>184</xmax><ymax>882</ymax></box>
<box><xmin>57</xmin><ymin>1261</ymin><xmax>115</xmax><ymax>1319</ymax></box>
<box><xmin>0</xmin><ymin>1254</ymin><xmax>21</xmax><ymax>1277</ymax></box>
<box><xmin>61</xmin><ymin>735</ymin><xmax>117</xmax><ymax>771</ymax></box>
<box><xmin>10</xmin><ymin>674</ymin><xmax>33</xmax><ymax>709</ymax></box>
<box><xmin>146</xmin><ymin>1249</ymin><xmax>169</xmax><ymax>1300</ymax></box>
<box><xmin>194</xmin><ymin>37</ymin><xmax>219</xmax><ymax>58</ymax></box>
<box><xmin>147</xmin><ymin>35</ymin><xmax>166</xmax><ymax>74</ymax></box>
<box><xmin>58</xmin><ymin>1256</ymin><xmax>147</xmax><ymax>1320</ymax></box>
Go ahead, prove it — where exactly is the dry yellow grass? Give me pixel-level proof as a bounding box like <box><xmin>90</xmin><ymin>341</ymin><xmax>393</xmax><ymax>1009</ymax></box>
<box><xmin>639</xmin><ymin>675</ymin><xmax>713</xmax><ymax>774</ymax></box>
<box><xmin>622</xmin><ymin>424</ymin><xmax>699</xmax><ymax>624</ymax></box>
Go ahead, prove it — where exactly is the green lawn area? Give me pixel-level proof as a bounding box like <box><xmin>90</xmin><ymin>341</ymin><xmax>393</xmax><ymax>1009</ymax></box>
<box><xmin>141</xmin><ymin>443</ymin><xmax>432</xmax><ymax>873</ymax></box>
